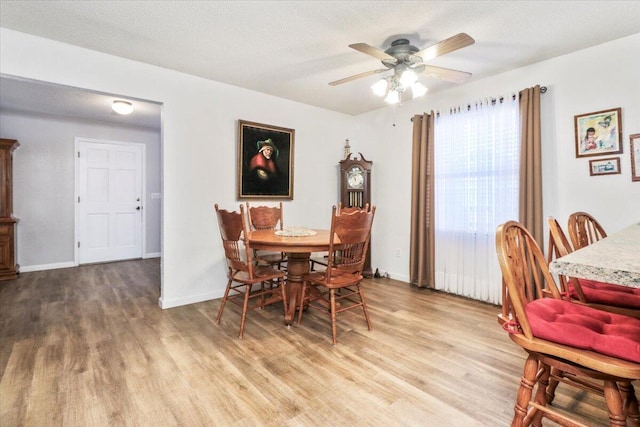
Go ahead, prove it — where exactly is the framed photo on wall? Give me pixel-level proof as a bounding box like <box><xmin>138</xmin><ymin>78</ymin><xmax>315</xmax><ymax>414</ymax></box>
<box><xmin>574</xmin><ymin>107</ymin><xmax>623</xmax><ymax>158</ymax></box>
<box><xmin>589</xmin><ymin>157</ymin><xmax>621</xmax><ymax>176</ymax></box>
<box><xmin>631</xmin><ymin>133</ymin><xmax>640</xmax><ymax>182</ymax></box>
<box><xmin>237</xmin><ymin>120</ymin><xmax>295</xmax><ymax>200</ymax></box>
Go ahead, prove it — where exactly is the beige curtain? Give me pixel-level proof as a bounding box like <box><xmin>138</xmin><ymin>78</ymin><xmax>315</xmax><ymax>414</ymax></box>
<box><xmin>519</xmin><ymin>85</ymin><xmax>543</xmax><ymax>247</ymax></box>
<box><xmin>410</xmin><ymin>112</ymin><xmax>435</xmax><ymax>288</ymax></box>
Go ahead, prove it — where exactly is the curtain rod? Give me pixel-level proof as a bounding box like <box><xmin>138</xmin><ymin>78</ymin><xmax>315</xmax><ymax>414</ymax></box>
<box><xmin>411</xmin><ymin>86</ymin><xmax>547</xmax><ymax>121</ymax></box>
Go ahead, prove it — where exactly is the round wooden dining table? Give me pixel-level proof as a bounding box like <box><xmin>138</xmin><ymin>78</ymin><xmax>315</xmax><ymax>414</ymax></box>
<box><xmin>247</xmin><ymin>229</ymin><xmax>335</xmax><ymax>325</ymax></box>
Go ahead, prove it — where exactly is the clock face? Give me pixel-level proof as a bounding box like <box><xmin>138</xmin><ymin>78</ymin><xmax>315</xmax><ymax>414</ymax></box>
<box><xmin>347</xmin><ymin>166</ymin><xmax>364</xmax><ymax>189</ymax></box>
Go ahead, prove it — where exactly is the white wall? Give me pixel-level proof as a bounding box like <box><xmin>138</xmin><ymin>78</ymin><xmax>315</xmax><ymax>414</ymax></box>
<box><xmin>356</xmin><ymin>33</ymin><xmax>640</xmax><ymax>282</ymax></box>
<box><xmin>0</xmin><ymin>28</ymin><xmax>355</xmax><ymax>308</ymax></box>
<box><xmin>3</xmin><ymin>27</ymin><xmax>638</xmax><ymax>305</ymax></box>
<box><xmin>0</xmin><ymin>111</ymin><xmax>162</xmax><ymax>269</ymax></box>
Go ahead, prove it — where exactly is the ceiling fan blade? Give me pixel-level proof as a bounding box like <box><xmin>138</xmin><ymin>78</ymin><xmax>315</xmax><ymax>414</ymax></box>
<box><xmin>416</xmin><ymin>33</ymin><xmax>475</xmax><ymax>62</ymax></box>
<box><xmin>349</xmin><ymin>43</ymin><xmax>397</xmax><ymax>62</ymax></box>
<box><xmin>420</xmin><ymin>65</ymin><xmax>472</xmax><ymax>84</ymax></box>
<box><xmin>329</xmin><ymin>69</ymin><xmax>388</xmax><ymax>86</ymax></box>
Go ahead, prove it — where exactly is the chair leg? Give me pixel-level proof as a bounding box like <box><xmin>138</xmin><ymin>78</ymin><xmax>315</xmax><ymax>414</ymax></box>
<box><xmin>259</xmin><ymin>281</ymin><xmax>266</xmax><ymax>309</ymax></box>
<box><xmin>357</xmin><ymin>284</ymin><xmax>372</xmax><ymax>330</ymax></box>
<box><xmin>329</xmin><ymin>289</ymin><xmax>339</xmax><ymax>345</ymax></box>
<box><xmin>216</xmin><ymin>278</ymin><xmax>233</xmax><ymax>324</ymax></box>
<box><xmin>619</xmin><ymin>381</ymin><xmax>639</xmax><ymax>427</ymax></box>
<box><xmin>297</xmin><ymin>282</ymin><xmax>308</xmax><ymax>325</ymax></box>
<box><xmin>512</xmin><ymin>355</ymin><xmax>539</xmax><ymax>427</ymax></box>
<box><xmin>279</xmin><ymin>279</ymin><xmax>288</xmax><ymax>317</ymax></box>
<box><xmin>238</xmin><ymin>284</ymin><xmax>251</xmax><ymax>339</ymax></box>
<box><xmin>545</xmin><ymin>367</ymin><xmax>563</xmax><ymax>404</ymax></box>
<box><xmin>603</xmin><ymin>380</ymin><xmax>626</xmax><ymax>427</ymax></box>
<box><xmin>525</xmin><ymin>364</ymin><xmax>550</xmax><ymax>427</ymax></box>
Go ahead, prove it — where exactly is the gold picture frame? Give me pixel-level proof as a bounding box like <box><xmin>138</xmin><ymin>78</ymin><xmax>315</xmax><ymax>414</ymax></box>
<box><xmin>237</xmin><ymin>120</ymin><xmax>295</xmax><ymax>200</ymax></box>
<box><xmin>574</xmin><ymin>107</ymin><xmax>623</xmax><ymax>158</ymax></box>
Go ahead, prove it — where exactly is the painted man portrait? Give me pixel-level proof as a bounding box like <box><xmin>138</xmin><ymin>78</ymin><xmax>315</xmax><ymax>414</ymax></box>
<box><xmin>240</xmin><ymin>128</ymin><xmax>292</xmax><ymax>198</ymax></box>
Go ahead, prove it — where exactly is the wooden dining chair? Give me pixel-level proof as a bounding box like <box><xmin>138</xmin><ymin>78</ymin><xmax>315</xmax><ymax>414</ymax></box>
<box><xmin>547</xmin><ymin>217</ymin><xmax>640</xmax><ymax>318</ymax></box>
<box><xmin>496</xmin><ymin>220</ymin><xmax>640</xmax><ymax>427</ymax></box>
<box><xmin>567</xmin><ymin>211</ymin><xmax>607</xmax><ymax>250</ymax></box>
<box><xmin>309</xmin><ymin>203</ymin><xmax>370</xmax><ymax>271</ymax></box>
<box><xmin>214</xmin><ymin>204</ymin><xmax>287</xmax><ymax>339</ymax></box>
<box><xmin>246</xmin><ymin>202</ymin><xmax>287</xmax><ymax>270</ymax></box>
<box><xmin>298</xmin><ymin>205</ymin><xmax>376</xmax><ymax>345</ymax></box>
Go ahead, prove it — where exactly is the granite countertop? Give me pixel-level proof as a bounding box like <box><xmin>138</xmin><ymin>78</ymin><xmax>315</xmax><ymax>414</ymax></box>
<box><xmin>549</xmin><ymin>222</ymin><xmax>640</xmax><ymax>288</ymax></box>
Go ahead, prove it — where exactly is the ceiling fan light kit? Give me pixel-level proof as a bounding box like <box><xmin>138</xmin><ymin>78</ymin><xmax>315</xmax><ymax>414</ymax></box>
<box><xmin>371</xmin><ymin>79</ymin><xmax>388</xmax><ymax>97</ymax></box>
<box><xmin>411</xmin><ymin>82</ymin><xmax>428</xmax><ymax>98</ymax></box>
<box><xmin>384</xmin><ymin>88</ymin><xmax>400</xmax><ymax>105</ymax></box>
<box><xmin>371</xmin><ymin>67</ymin><xmax>429</xmax><ymax>105</ymax></box>
<box><xmin>332</xmin><ymin>33</ymin><xmax>475</xmax><ymax>106</ymax></box>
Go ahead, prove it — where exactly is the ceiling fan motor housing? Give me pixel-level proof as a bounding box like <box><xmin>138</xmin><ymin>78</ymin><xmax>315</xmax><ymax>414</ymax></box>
<box><xmin>383</xmin><ymin>39</ymin><xmax>423</xmax><ymax>69</ymax></box>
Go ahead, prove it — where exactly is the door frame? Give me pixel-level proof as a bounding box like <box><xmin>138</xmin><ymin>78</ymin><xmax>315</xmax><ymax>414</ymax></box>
<box><xmin>74</xmin><ymin>137</ymin><xmax>147</xmax><ymax>265</ymax></box>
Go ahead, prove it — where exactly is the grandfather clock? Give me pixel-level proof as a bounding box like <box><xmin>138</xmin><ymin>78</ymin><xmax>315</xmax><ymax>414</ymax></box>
<box><xmin>339</xmin><ymin>152</ymin><xmax>373</xmax><ymax>277</ymax></box>
<box><xmin>0</xmin><ymin>139</ymin><xmax>19</xmax><ymax>280</ymax></box>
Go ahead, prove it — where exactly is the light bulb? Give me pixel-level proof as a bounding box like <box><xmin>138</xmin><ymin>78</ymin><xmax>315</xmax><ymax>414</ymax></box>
<box><xmin>384</xmin><ymin>90</ymin><xmax>400</xmax><ymax>105</ymax></box>
<box><xmin>371</xmin><ymin>79</ymin><xmax>388</xmax><ymax>97</ymax></box>
<box><xmin>399</xmin><ymin>70</ymin><xmax>418</xmax><ymax>88</ymax></box>
<box><xmin>112</xmin><ymin>100</ymin><xmax>133</xmax><ymax>115</ymax></box>
<box><xmin>411</xmin><ymin>82</ymin><xmax>428</xmax><ymax>98</ymax></box>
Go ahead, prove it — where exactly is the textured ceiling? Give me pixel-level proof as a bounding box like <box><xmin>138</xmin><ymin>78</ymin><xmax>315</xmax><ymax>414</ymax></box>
<box><xmin>0</xmin><ymin>76</ymin><xmax>162</xmax><ymax>130</ymax></box>
<box><xmin>1</xmin><ymin>1</ymin><xmax>640</xmax><ymax>124</ymax></box>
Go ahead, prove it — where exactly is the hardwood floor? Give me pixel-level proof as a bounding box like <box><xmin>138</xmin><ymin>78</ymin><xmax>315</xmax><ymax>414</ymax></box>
<box><xmin>0</xmin><ymin>259</ymin><xmax>617</xmax><ymax>426</ymax></box>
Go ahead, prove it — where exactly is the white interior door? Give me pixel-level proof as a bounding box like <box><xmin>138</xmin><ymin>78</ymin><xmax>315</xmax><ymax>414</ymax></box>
<box><xmin>77</xmin><ymin>139</ymin><xmax>144</xmax><ymax>264</ymax></box>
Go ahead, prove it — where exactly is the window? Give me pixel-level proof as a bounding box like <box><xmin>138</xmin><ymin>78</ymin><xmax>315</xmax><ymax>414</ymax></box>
<box><xmin>433</xmin><ymin>98</ymin><xmax>519</xmax><ymax>304</ymax></box>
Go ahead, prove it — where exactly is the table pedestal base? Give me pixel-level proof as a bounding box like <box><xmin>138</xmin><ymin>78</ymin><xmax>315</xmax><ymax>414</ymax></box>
<box><xmin>283</xmin><ymin>252</ymin><xmax>311</xmax><ymax>325</ymax></box>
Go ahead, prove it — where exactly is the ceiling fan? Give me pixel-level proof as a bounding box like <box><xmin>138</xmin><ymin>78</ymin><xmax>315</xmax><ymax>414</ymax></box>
<box><xmin>330</xmin><ymin>33</ymin><xmax>475</xmax><ymax>104</ymax></box>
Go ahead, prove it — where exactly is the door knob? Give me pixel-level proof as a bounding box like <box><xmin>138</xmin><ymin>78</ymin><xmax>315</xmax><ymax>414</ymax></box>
<box><xmin>136</xmin><ymin>206</ymin><xmax>141</xmax><ymax>210</ymax></box>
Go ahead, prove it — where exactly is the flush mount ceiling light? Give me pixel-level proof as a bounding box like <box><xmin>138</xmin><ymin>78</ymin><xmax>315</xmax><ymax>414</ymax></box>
<box><xmin>112</xmin><ymin>100</ymin><xmax>133</xmax><ymax>115</ymax></box>
<box><xmin>329</xmin><ymin>34</ymin><xmax>475</xmax><ymax>106</ymax></box>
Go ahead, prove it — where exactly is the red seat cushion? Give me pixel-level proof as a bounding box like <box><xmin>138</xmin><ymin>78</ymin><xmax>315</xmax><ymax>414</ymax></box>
<box><xmin>568</xmin><ymin>279</ymin><xmax>640</xmax><ymax>309</ymax></box>
<box><xmin>525</xmin><ymin>298</ymin><xmax>640</xmax><ymax>363</ymax></box>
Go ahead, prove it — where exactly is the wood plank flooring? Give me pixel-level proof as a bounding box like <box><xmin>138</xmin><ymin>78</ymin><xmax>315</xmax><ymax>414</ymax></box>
<box><xmin>0</xmin><ymin>259</ymin><xmax>618</xmax><ymax>426</ymax></box>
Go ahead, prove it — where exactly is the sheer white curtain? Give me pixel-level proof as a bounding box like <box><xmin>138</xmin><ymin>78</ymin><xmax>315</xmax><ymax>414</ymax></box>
<box><xmin>433</xmin><ymin>97</ymin><xmax>519</xmax><ymax>304</ymax></box>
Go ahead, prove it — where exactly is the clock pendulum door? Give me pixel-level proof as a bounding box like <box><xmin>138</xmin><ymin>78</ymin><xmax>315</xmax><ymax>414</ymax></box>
<box><xmin>339</xmin><ymin>152</ymin><xmax>373</xmax><ymax>277</ymax></box>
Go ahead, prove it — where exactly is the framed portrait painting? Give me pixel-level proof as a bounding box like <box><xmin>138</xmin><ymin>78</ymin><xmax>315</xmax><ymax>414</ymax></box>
<box><xmin>631</xmin><ymin>133</ymin><xmax>640</xmax><ymax>182</ymax></box>
<box><xmin>588</xmin><ymin>157</ymin><xmax>621</xmax><ymax>176</ymax></box>
<box><xmin>574</xmin><ymin>107</ymin><xmax>623</xmax><ymax>157</ymax></box>
<box><xmin>237</xmin><ymin>120</ymin><xmax>295</xmax><ymax>200</ymax></box>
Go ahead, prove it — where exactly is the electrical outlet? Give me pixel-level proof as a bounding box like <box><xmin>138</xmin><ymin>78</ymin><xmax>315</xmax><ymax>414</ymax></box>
<box><xmin>395</xmin><ymin>248</ymin><xmax>401</xmax><ymax>258</ymax></box>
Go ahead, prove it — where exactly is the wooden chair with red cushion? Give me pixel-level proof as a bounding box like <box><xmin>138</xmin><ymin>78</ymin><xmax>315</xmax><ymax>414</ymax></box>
<box><xmin>298</xmin><ymin>205</ymin><xmax>376</xmax><ymax>345</ymax></box>
<box><xmin>496</xmin><ymin>220</ymin><xmax>640</xmax><ymax>426</ymax></box>
<box><xmin>246</xmin><ymin>202</ymin><xmax>287</xmax><ymax>270</ymax></box>
<box><xmin>567</xmin><ymin>211</ymin><xmax>607</xmax><ymax>250</ymax></box>
<box><xmin>214</xmin><ymin>204</ymin><xmax>287</xmax><ymax>339</ymax></box>
<box><xmin>547</xmin><ymin>217</ymin><xmax>640</xmax><ymax>319</ymax></box>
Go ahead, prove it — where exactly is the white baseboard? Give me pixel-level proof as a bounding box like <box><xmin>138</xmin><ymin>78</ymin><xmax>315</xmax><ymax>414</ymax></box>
<box><xmin>389</xmin><ymin>273</ymin><xmax>410</xmax><ymax>282</ymax></box>
<box><xmin>158</xmin><ymin>290</ymin><xmax>222</xmax><ymax>309</ymax></box>
<box><xmin>20</xmin><ymin>261</ymin><xmax>78</xmax><ymax>273</ymax></box>
<box><xmin>143</xmin><ymin>252</ymin><xmax>161</xmax><ymax>259</ymax></box>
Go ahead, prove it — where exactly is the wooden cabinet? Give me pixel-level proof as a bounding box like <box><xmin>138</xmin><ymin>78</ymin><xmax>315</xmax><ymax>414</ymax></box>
<box><xmin>0</xmin><ymin>139</ymin><xmax>19</xmax><ymax>280</ymax></box>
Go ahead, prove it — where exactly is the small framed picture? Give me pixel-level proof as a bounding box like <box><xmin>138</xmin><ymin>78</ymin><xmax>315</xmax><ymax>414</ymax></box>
<box><xmin>237</xmin><ymin>120</ymin><xmax>295</xmax><ymax>200</ymax></box>
<box><xmin>574</xmin><ymin>107</ymin><xmax>623</xmax><ymax>158</ymax></box>
<box><xmin>631</xmin><ymin>133</ymin><xmax>640</xmax><ymax>182</ymax></box>
<box><xmin>589</xmin><ymin>157</ymin><xmax>621</xmax><ymax>176</ymax></box>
